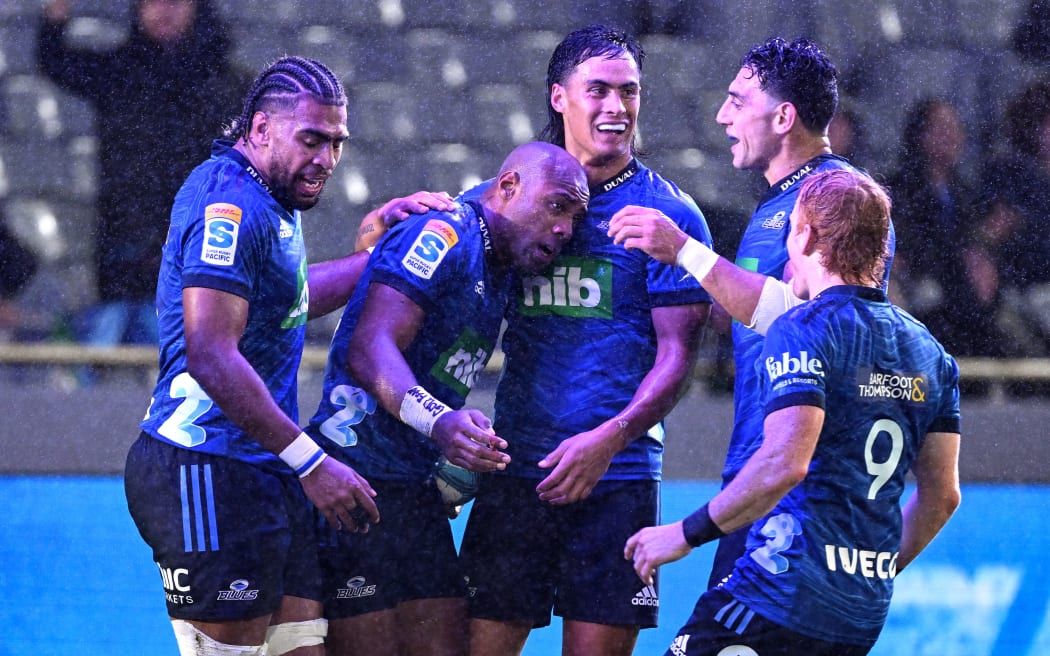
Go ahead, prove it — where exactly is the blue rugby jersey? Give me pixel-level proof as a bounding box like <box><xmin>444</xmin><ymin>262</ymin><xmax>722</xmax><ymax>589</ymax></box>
<box><xmin>480</xmin><ymin>159</ymin><xmax>714</xmax><ymax>479</ymax></box>
<box><xmin>141</xmin><ymin>140</ymin><xmax>309</xmax><ymax>473</ymax></box>
<box><xmin>723</xmin><ymin>285</ymin><xmax>960</xmax><ymax>645</ymax></box>
<box><xmin>725</xmin><ymin>155</ymin><xmax>898</xmax><ymax>482</ymax></box>
<box><xmin>305</xmin><ymin>201</ymin><xmax>514</xmax><ymax>480</ymax></box>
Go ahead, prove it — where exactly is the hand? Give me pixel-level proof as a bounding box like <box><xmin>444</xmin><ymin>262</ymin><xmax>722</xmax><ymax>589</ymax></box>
<box><xmin>607</xmin><ymin>205</ymin><xmax>688</xmax><ymax>265</ymax></box>
<box><xmin>355</xmin><ymin>191</ymin><xmax>456</xmax><ymax>251</ymax></box>
<box><xmin>624</xmin><ymin>521</ymin><xmax>693</xmax><ymax>586</ymax></box>
<box><xmin>431</xmin><ymin>408</ymin><xmax>510</xmax><ymax>472</ymax></box>
<box><xmin>378</xmin><ymin>191</ymin><xmax>456</xmax><ymax>225</ymax></box>
<box><xmin>535</xmin><ymin>426</ymin><xmax>621</xmax><ymax>505</ymax></box>
<box><xmin>300</xmin><ymin>457</ymin><xmax>380</xmax><ymax>532</ymax></box>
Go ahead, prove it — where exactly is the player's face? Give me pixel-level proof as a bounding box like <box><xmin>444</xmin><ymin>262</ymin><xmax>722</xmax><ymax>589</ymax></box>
<box><xmin>716</xmin><ymin>67</ymin><xmax>783</xmax><ymax>174</ymax></box>
<box><xmin>551</xmin><ymin>54</ymin><xmax>640</xmax><ymax>173</ymax></box>
<box><xmin>504</xmin><ymin>165</ymin><xmax>589</xmax><ymax>274</ymax></box>
<box><xmin>263</xmin><ymin>98</ymin><xmax>348</xmax><ymax>211</ymax></box>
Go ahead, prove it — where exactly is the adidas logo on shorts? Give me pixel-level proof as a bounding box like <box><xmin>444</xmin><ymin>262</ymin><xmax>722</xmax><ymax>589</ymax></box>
<box><xmin>631</xmin><ymin>584</ymin><xmax>659</xmax><ymax>607</ymax></box>
<box><xmin>669</xmin><ymin>634</ymin><xmax>689</xmax><ymax>656</ymax></box>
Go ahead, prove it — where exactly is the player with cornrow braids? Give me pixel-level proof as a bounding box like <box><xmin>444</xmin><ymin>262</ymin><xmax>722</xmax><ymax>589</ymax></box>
<box><xmin>125</xmin><ymin>55</ymin><xmax>454</xmax><ymax>656</ymax></box>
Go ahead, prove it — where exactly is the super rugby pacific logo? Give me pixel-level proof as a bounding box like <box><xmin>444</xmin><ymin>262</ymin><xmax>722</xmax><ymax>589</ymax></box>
<box><xmin>402</xmin><ymin>219</ymin><xmax>459</xmax><ymax>280</ymax></box>
<box><xmin>201</xmin><ymin>202</ymin><xmax>242</xmax><ymax>266</ymax></box>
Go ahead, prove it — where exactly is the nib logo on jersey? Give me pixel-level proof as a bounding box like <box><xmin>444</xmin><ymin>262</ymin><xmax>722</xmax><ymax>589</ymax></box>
<box><xmin>631</xmin><ymin>583</ymin><xmax>659</xmax><ymax>607</ymax></box>
<box><xmin>430</xmin><ymin>328</ymin><xmax>494</xmax><ymax>397</ymax></box>
<box><xmin>519</xmin><ymin>256</ymin><xmax>612</xmax><ymax>318</ymax></box>
<box><xmin>217</xmin><ymin>579</ymin><xmax>259</xmax><ymax>601</ymax></box>
<box><xmin>336</xmin><ymin>576</ymin><xmax>377</xmax><ymax>599</ymax></box>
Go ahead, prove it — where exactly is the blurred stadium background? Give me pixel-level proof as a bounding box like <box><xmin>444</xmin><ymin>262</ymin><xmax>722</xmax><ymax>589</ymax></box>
<box><xmin>1</xmin><ymin>1</ymin><xmax>1048</xmax><ymax>654</ymax></box>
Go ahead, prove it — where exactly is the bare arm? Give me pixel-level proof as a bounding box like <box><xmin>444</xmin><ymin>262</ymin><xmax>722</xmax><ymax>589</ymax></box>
<box><xmin>536</xmin><ymin>302</ymin><xmax>709</xmax><ymax>504</ymax></box>
<box><xmin>184</xmin><ymin>287</ymin><xmax>304</xmax><ymax>448</ymax></box>
<box><xmin>347</xmin><ymin>283</ymin><xmax>510</xmax><ymax>472</ymax></box>
<box><xmin>897</xmin><ymin>431</ymin><xmax>961</xmax><ymax>572</ymax></box>
<box><xmin>307</xmin><ymin>250</ymin><xmax>370</xmax><ymax>320</ymax></box>
<box><xmin>625</xmin><ymin>404</ymin><xmax>822</xmax><ymax>584</ymax></box>
<box><xmin>183</xmin><ymin>287</ymin><xmax>379</xmax><ymax>529</ymax></box>
<box><xmin>609</xmin><ymin>205</ymin><xmax>797</xmax><ymax>333</ymax></box>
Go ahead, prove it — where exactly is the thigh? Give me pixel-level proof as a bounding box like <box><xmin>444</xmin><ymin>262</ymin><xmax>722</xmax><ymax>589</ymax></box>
<box><xmin>320</xmin><ymin>479</ymin><xmax>464</xmax><ymax>620</ymax></box>
<box><xmin>125</xmin><ymin>433</ymin><xmax>309</xmax><ymax>622</ymax></box>
<box><xmin>460</xmin><ymin>475</ymin><xmax>560</xmax><ymax>628</ymax></box>
<box><xmin>556</xmin><ymin>480</ymin><xmax>660</xmax><ymax>628</ymax></box>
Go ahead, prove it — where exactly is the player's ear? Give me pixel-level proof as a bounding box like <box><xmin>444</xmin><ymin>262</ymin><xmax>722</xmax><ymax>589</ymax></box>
<box><xmin>773</xmin><ymin>102</ymin><xmax>796</xmax><ymax>136</ymax></box>
<box><xmin>250</xmin><ymin>111</ymin><xmax>271</xmax><ymax>145</ymax></box>
<box><xmin>550</xmin><ymin>84</ymin><xmax>567</xmax><ymax>113</ymax></box>
<box><xmin>497</xmin><ymin>170</ymin><xmax>520</xmax><ymax>200</ymax></box>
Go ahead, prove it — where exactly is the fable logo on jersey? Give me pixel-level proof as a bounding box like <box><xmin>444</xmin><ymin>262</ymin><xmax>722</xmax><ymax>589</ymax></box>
<box><xmin>856</xmin><ymin>367</ymin><xmax>927</xmax><ymax>403</ymax></box>
<box><xmin>765</xmin><ymin>350</ymin><xmax>825</xmax><ymax>380</ymax></box>
<box><xmin>402</xmin><ymin>219</ymin><xmax>459</xmax><ymax>280</ymax></box>
<box><xmin>201</xmin><ymin>202</ymin><xmax>242</xmax><ymax>266</ymax></box>
<box><xmin>519</xmin><ymin>256</ymin><xmax>613</xmax><ymax>318</ymax></box>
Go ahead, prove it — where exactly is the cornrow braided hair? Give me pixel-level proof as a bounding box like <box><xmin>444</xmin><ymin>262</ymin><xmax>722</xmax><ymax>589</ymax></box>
<box><xmin>225</xmin><ymin>56</ymin><xmax>346</xmax><ymax>142</ymax></box>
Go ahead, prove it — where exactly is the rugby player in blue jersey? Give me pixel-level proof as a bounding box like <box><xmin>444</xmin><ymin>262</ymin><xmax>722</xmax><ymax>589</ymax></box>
<box><xmin>303</xmin><ymin>141</ymin><xmax>588</xmax><ymax>656</ymax></box>
<box><xmin>456</xmin><ymin>24</ymin><xmax>714</xmax><ymax>656</ymax></box>
<box><xmin>613</xmin><ymin>37</ymin><xmax>897</xmax><ymax>591</ymax></box>
<box><xmin>125</xmin><ymin>57</ymin><xmax>454</xmax><ymax>656</ymax></box>
<box><xmin>625</xmin><ymin>169</ymin><xmax>961</xmax><ymax>655</ymax></box>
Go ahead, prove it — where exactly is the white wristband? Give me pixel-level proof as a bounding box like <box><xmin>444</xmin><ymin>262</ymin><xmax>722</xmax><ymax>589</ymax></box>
<box><xmin>400</xmin><ymin>385</ymin><xmax>451</xmax><ymax>438</ymax></box>
<box><xmin>279</xmin><ymin>432</ymin><xmax>328</xmax><ymax>478</ymax></box>
<box><xmin>676</xmin><ymin>238</ymin><xmax>719</xmax><ymax>282</ymax></box>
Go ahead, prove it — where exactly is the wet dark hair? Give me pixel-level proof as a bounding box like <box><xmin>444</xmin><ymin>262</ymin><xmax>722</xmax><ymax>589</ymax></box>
<box><xmin>741</xmin><ymin>37</ymin><xmax>838</xmax><ymax>134</ymax></box>
<box><xmin>225</xmin><ymin>56</ymin><xmax>346</xmax><ymax>143</ymax></box>
<box><xmin>539</xmin><ymin>24</ymin><xmax>644</xmax><ymax>148</ymax></box>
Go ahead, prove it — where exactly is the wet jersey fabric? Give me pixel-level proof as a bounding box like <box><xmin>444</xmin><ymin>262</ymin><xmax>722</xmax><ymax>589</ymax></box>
<box><xmin>722</xmin><ymin>285</ymin><xmax>960</xmax><ymax>645</ymax></box>
<box><xmin>725</xmin><ymin>155</ymin><xmax>898</xmax><ymax>482</ymax></box>
<box><xmin>140</xmin><ymin>140</ymin><xmax>309</xmax><ymax>473</ymax></box>
<box><xmin>306</xmin><ymin>201</ymin><xmax>514</xmax><ymax>481</ymax></box>
<box><xmin>468</xmin><ymin>159</ymin><xmax>713</xmax><ymax>480</ymax></box>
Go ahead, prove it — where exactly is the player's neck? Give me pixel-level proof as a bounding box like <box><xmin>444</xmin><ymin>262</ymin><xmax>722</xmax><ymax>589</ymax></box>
<box><xmin>574</xmin><ymin>151</ymin><xmax>632</xmax><ymax>187</ymax></box>
<box><xmin>764</xmin><ymin>137</ymin><xmax>833</xmax><ymax>186</ymax></box>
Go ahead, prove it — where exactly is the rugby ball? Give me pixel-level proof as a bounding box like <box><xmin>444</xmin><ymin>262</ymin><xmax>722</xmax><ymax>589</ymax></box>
<box><xmin>434</xmin><ymin>456</ymin><xmax>480</xmax><ymax>518</ymax></box>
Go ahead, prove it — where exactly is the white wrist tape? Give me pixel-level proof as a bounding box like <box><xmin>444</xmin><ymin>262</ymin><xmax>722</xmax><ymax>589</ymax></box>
<box><xmin>747</xmin><ymin>277</ymin><xmax>803</xmax><ymax>335</ymax></box>
<box><xmin>278</xmin><ymin>432</ymin><xmax>327</xmax><ymax>478</ymax></box>
<box><xmin>676</xmin><ymin>238</ymin><xmax>719</xmax><ymax>282</ymax></box>
<box><xmin>400</xmin><ymin>385</ymin><xmax>451</xmax><ymax>438</ymax></box>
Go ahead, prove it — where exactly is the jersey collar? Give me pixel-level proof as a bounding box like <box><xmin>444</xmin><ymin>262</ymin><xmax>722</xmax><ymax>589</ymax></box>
<box><xmin>464</xmin><ymin>200</ymin><xmax>494</xmax><ymax>257</ymax></box>
<box><xmin>761</xmin><ymin>153</ymin><xmax>850</xmax><ymax>204</ymax></box>
<box><xmin>590</xmin><ymin>159</ymin><xmax>640</xmax><ymax>198</ymax></box>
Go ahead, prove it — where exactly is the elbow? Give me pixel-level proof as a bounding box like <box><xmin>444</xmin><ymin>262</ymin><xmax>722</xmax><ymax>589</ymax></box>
<box><xmin>185</xmin><ymin>343</ymin><xmax>226</xmax><ymax>391</ymax></box>
<box><xmin>943</xmin><ymin>485</ymin><xmax>962</xmax><ymax>518</ymax></box>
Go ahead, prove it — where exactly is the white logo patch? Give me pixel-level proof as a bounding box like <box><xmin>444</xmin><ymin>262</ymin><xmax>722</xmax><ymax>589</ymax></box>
<box><xmin>401</xmin><ymin>219</ymin><xmax>458</xmax><ymax>280</ymax></box>
<box><xmin>201</xmin><ymin>203</ymin><xmax>242</xmax><ymax>266</ymax></box>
